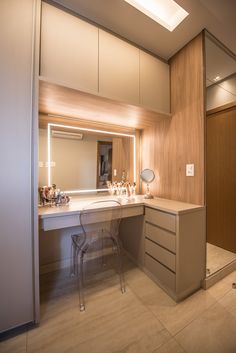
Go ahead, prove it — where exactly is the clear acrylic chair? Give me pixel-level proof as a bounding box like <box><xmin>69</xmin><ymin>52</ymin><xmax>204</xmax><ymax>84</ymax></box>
<box><xmin>70</xmin><ymin>199</ymin><xmax>126</xmax><ymax>311</ymax></box>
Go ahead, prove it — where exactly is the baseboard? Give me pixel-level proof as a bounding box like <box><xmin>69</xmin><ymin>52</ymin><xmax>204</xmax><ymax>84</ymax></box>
<box><xmin>203</xmin><ymin>259</ymin><xmax>236</xmax><ymax>289</ymax></box>
<box><xmin>0</xmin><ymin>321</ymin><xmax>36</xmax><ymax>341</ymax></box>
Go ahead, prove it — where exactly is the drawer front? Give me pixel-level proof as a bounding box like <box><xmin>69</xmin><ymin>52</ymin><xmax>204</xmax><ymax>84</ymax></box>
<box><xmin>145</xmin><ymin>238</ymin><xmax>176</xmax><ymax>272</ymax></box>
<box><xmin>145</xmin><ymin>254</ymin><xmax>176</xmax><ymax>292</ymax></box>
<box><xmin>145</xmin><ymin>207</ymin><xmax>176</xmax><ymax>232</ymax></box>
<box><xmin>145</xmin><ymin>222</ymin><xmax>176</xmax><ymax>253</ymax></box>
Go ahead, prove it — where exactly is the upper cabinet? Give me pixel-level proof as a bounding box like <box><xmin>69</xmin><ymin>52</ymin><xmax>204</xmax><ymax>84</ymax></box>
<box><xmin>40</xmin><ymin>2</ymin><xmax>99</xmax><ymax>94</ymax></box>
<box><xmin>40</xmin><ymin>3</ymin><xmax>170</xmax><ymax>114</ymax></box>
<box><xmin>99</xmin><ymin>30</ymin><xmax>139</xmax><ymax>105</ymax></box>
<box><xmin>140</xmin><ymin>51</ymin><xmax>170</xmax><ymax>112</ymax></box>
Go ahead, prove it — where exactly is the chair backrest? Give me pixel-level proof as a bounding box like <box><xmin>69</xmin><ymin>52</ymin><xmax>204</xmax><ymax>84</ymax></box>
<box><xmin>79</xmin><ymin>199</ymin><xmax>122</xmax><ymax>240</ymax></box>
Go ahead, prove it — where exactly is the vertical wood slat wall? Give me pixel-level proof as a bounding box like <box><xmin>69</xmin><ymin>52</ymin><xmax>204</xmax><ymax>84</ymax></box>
<box><xmin>141</xmin><ymin>33</ymin><xmax>205</xmax><ymax>206</ymax></box>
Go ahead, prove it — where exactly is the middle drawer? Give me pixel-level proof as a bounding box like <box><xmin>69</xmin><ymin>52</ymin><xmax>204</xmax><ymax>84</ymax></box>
<box><xmin>145</xmin><ymin>222</ymin><xmax>176</xmax><ymax>253</ymax></box>
<box><xmin>145</xmin><ymin>238</ymin><xmax>176</xmax><ymax>272</ymax></box>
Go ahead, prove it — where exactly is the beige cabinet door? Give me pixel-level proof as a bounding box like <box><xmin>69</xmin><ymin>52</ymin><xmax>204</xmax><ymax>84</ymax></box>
<box><xmin>140</xmin><ymin>51</ymin><xmax>170</xmax><ymax>112</ymax></box>
<box><xmin>99</xmin><ymin>30</ymin><xmax>139</xmax><ymax>105</ymax></box>
<box><xmin>40</xmin><ymin>2</ymin><xmax>98</xmax><ymax>94</ymax></box>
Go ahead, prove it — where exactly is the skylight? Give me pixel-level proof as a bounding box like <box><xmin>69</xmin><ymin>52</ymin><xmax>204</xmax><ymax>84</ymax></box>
<box><xmin>124</xmin><ymin>0</ymin><xmax>189</xmax><ymax>32</ymax></box>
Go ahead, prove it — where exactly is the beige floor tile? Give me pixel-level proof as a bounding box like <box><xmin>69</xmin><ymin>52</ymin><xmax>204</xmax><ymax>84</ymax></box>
<box><xmin>175</xmin><ymin>302</ymin><xmax>236</xmax><ymax>353</ymax></box>
<box><xmin>125</xmin><ymin>266</ymin><xmax>217</xmax><ymax>335</ymax></box>
<box><xmin>0</xmin><ymin>332</ymin><xmax>27</xmax><ymax>353</ymax></box>
<box><xmin>206</xmin><ymin>270</ymin><xmax>236</xmax><ymax>301</ymax></box>
<box><xmin>153</xmin><ymin>338</ymin><xmax>186</xmax><ymax>353</ymax></box>
<box><xmin>28</xmin><ymin>270</ymin><xmax>171</xmax><ymax>353</ymax></box>
<box><xmin>218</xmin><ymin>287</ymin><xmax>236</xmax><ymax>317</ymax></box>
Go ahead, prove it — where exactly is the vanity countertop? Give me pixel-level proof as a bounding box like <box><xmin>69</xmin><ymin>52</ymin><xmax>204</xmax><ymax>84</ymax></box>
<box><xmin>38</xmin><ymin>194</ymin><xmax>204</xmax><ymax>219</ymax></box>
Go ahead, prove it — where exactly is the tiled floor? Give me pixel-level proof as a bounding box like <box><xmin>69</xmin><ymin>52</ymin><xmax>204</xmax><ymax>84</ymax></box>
<box><xmin>206</xmin><ymin>243</ymin><xmax>236</xmax><ymax>276</ymax></box>
<box><xmin>1</xmin><ymin>256</ymin><xmax>236</xmax><ymax>353</ymax></box>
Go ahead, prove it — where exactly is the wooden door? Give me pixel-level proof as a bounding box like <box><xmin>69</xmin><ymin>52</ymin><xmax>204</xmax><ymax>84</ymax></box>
<box><xmin>207</xmin><ymin>105</ymin><xmax>236</xmax><ymax>253</ymax></box>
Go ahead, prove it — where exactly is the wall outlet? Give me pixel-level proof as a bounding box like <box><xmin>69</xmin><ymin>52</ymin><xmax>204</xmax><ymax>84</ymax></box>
<box><xmin>114</xmin><ymin>169</ymin><xmax>117</xmax><ymax>176</ymax></box>
<box><xmin>186</xmin><ymin>164</ymin><xmax>194</xmax><ymax>176</ymax></box>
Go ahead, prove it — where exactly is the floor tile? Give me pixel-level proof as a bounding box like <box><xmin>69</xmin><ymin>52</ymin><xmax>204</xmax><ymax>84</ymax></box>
<box><xmin>175</xmin><ymin>302</ymin><xmax>236</xmax><ymax>353</ymax></box>
<box><xmin>0</xmin><ymin>333</ymin><xmax>27</xmax><ymax>353</ymax></box>
<box><xmin>153</xmin><ymin>338</ymin><xmax>186</xmax><ymax>353</ymax></box>
<box><xmin>218</xmin><ymin>286</ymin><xmax>236</xmax><ymax>317</ymax></box>
<box><xmin>206</xmin><ymin>270</ymin><xmax>236</xmax><ymax>301</ymax></box>
<box><xmin>28</xmin><ymin>270</ymin><xmax>171</xmax><ymax>353</ymax></box>
<box><xmin>125</xmin><ymin>266</ymin><xmax>217</xmax><ymax>335</ymax></box>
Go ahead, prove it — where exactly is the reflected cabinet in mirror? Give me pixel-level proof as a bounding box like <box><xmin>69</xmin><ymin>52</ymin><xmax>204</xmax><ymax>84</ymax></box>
<box><xmin>205</xmin><ymin>31</ymin><xmax>236</xmax><ymax>111</ymax></box>
<box><xmin>39</xmin><ymin>123</ymin><xmax>136</xmax><ymax>193</ymax></box>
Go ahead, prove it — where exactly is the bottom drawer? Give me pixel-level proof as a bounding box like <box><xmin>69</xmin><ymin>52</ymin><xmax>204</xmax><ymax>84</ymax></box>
<box><xmin>145</xmin><ymin>253</ymin><xmax>176</xmax><ymax>292</ymax></box>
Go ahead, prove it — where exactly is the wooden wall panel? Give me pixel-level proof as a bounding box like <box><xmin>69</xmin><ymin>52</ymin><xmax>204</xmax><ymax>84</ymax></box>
<box><xmin>112</xmin><ymin>137</ymin><xmax>133</xmax><ymax>182</ymax></box>
<box><xmin>207</xmin><ymin>104</ymin><xmax>236</xmax><ymax>253</ymax></box>
<box><xmin>141</xmin><ymin>33</ymin><xmax>205</xmax><ymax>205</ymax></box>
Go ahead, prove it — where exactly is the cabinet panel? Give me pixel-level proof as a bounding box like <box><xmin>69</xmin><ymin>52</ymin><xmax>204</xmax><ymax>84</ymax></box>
<box><xmin>145</xmin><ymin>207</ymin><xmax>176</xmax><ymax>232</ymax></box>
<box><xmin>99</xmin><ymin>30</ymin><xmax>139</xmax><ymax>105</ymax></box>
<box><xmin>145</xmin><ymin>254</ymin><xmax>176</xmax><ymax>292</ymax></box>
<box><xmin>140</xmin><ymin>51</ymin><xmax>170</xmax><ymax>112</ymax></box>
<box><xmin>40</xmin><ymin>3</ymin><xmax>98</xmax><ymax>93</ymax></box>
<box><xmin>145</xmin><ymin>222</ymin><xmax>176</xmax><ymax>253</ymax></box>
<box><xmin>145</xmin><ymin>238</ymin><xmax>176</xmax><ymax>272</ymax></box>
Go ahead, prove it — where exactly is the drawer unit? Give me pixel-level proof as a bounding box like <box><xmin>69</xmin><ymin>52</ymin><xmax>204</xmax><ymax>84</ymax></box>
<box><xmin>145</xmin><ymin>207</ymin><xmax>176</xmax><ymax>232</ymax></box>
<box><xmin>143</xmin><ymin>204</ymin><xmax>205</xmax><ymax>302</ymax></box>
<box><xmin>145</xmin><ymin>238</ymin><xmax>175</xmax><ymax>272</ymax></box>
<box><xmin>145</xmin><ymin>253</ymin><xmax>176</xmax><ymax>292</ymax></box>
<box><xmin>145</xmin><ymin>222</ymin><xmax>176</xmax><ymax>253</ymax></box>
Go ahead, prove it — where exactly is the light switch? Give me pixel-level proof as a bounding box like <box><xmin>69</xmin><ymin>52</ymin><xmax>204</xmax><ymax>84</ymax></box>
<box><xmin>186</xmin><ymin>164</ymin><xmax>194</xmax><ymax>176</ymax></box>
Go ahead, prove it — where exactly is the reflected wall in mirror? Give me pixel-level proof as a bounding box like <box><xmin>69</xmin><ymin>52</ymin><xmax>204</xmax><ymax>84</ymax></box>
<box><xmin>206</xmin><ymin>31</ymin><xmax>236</xmax><ymax>111</ymax></box>
<box><xmin>38</xmin><ymin>123</ymin><xmax>136</xmax><ymax>193</ymax></box>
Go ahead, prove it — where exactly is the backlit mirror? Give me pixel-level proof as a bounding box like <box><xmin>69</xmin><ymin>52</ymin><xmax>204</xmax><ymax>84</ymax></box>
<box><xmin>39</xmin><ymin>123</ymin><xmax>136</xmax><ymax>194</ymax></box>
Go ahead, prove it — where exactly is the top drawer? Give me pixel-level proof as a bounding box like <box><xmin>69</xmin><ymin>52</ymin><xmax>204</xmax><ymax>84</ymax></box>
<box><xmin>145</xmin><ymin>207</ymin><xmax>176</xmax><ymax>233</ymax></box>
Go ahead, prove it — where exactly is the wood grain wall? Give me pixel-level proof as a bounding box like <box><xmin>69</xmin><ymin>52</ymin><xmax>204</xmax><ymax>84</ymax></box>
<box><xmin>207</xmin><ymin>104</ymin><xmax>236</xmax><ymax>253</ymax></box>
<box><xmin>141</xmin><ymin>33</ymin><xmax>205</xmax><ymax>205</ymax></box>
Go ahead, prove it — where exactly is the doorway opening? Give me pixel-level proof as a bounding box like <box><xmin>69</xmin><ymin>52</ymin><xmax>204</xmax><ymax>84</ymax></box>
<box><xmin>97</xmin><ymin>141</ymin><xmax>112</xmax><ymax>189</ymax></box>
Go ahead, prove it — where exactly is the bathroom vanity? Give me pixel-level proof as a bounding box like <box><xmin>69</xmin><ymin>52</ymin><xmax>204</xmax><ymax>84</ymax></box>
<box><xmin>39</xmin><ymin>195</ymin><xmax>205</xmax><ymax>302</ymax></box>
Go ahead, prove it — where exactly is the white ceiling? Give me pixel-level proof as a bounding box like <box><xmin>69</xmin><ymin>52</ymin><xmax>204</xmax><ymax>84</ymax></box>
<box><xmin>52</xmin><ymin>0</ymin><xmax>236</xmax><ymax>60</ymax></box>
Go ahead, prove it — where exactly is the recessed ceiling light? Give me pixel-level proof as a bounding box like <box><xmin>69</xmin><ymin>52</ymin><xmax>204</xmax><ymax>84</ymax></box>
<box><xmin>213</xmin><ymin>75</ymin><xmax>221</xmax><ymax>82</ymax></box>
<box><xmin>124</xmin><ymin>0</ymin><xmax>189</xmax><ymax>32</ymax></box>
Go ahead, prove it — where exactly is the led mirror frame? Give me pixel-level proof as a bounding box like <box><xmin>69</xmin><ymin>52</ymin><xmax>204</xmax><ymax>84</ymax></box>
<box><xmin>47</xmin><ymin>123</ymin><xmax>136</xmax><ymax>194</ymax></box>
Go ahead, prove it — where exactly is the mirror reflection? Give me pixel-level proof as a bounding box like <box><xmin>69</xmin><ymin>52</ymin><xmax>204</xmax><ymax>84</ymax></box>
<box><xmin>206</xmin><ymin>32</ymin><xmax>236</xmax><ymax>111</ymax></box>
<box><xmin>205</xmin><ymin>31</ymin><xmax>236</xmax><ymax>278</ymax></box>
<box><xmin>38</xmin><ymin>124</ymin><xmax>135</xmax><ymax>192</ymax></box>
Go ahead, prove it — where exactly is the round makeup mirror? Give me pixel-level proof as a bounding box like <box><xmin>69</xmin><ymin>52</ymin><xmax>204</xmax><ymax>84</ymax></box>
<box><xmin>140</xmin><ymin>169</ymin><xmax>155</xmax><ymax>199</ymax></box>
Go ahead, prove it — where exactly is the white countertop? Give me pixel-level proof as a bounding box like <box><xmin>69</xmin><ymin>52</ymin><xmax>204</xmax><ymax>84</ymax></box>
<box><xmin>38</xmin><ymin>194</ymin><xmax>204</xmax><ymax>219</ymax></box>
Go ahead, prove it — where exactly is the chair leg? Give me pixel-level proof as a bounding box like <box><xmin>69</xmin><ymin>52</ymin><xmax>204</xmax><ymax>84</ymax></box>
<box><xmin>111</xmin><ymin>236</ymin><xmax>126</xmax><ymax>294</ymax></box>
<box><xmin>70</xmin><ymin>240</ymin><xmax>76</xmax><ymax>277</ymax></box>
<box><xmin>78</xmin><ymin>251</ymin><xmax>86</xmax><ymax>311</ymax></box>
